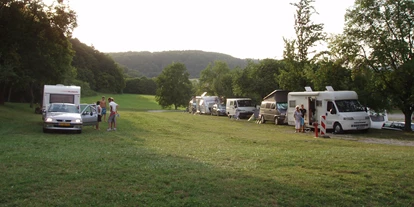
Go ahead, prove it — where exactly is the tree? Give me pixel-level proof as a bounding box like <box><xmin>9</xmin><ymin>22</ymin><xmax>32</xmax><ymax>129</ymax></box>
<box><xmin>0</xmin><ymin>0</ymin><xmax>77</xmax><ymax>105</ymax></box>
<box><xmin>344</xmin><ymin>0</ymin><xmax>414</xmax><ymax>131</ymax></box>
<box><xmin>155</xmin><ymin>62</ymin><xmax>193</xmax><ymax>109</ymax></box>
<box><xmin>279</xmin><ymin>0</ymin><xmax>325</xmax><ymax>91</ymax></box>
<box><xmin>198</xmin><ymin>61</ymin><xmax>233</xmax><ymax>97</ymax></box>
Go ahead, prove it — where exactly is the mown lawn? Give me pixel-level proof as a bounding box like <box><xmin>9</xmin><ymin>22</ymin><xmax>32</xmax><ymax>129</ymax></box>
<box><xmin>1</xmin><ymin>94</ymin><xmax>414</xmax><ymax>206</ymax></box>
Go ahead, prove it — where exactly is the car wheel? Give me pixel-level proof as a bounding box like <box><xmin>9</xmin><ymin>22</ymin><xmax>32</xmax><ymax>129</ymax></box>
<box><xmin>333</xmin><ymin>123</ymin><xmax>343</xmax><ymax>134</ymax></box>
<box><xmin>274</xmin><ymin>117</ymin><xmax>279</xmax><ymax>125</ymax></box>
<box><xmin>260</xmin><ymin>116</ymin><xmax>266</xmax><ymax>124</ymax></box>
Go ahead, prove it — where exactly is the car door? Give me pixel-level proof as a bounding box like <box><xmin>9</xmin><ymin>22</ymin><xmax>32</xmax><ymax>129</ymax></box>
<box><xmin>80</xmin><ymin>104</ymin><xmax>98</xmax><ymax>126</ymax></box>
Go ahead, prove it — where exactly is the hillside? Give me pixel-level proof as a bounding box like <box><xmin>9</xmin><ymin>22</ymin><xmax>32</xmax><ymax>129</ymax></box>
<box><xmin>107</xmin><ymin>50</ymin><xmax>250</xmax><ymax>78</ymax></box>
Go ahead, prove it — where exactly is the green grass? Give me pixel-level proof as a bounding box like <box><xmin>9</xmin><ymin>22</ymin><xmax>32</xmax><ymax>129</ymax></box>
<box><xmin>1</xmin><ymin>94</ymin><xmax>414</xmax><ymax>206</ymax></box>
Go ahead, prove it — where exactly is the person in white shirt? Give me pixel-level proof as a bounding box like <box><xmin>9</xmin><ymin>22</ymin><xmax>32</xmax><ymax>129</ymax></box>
<box><xmin>107</xmin><ymin>97</ymin><xmax>119</xmax><ymax>131</ymax></box>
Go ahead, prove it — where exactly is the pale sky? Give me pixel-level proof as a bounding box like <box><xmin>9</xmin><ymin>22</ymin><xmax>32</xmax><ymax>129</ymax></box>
<box><xmin>53</xmin><ymin>0</ymin><xmax>355</xmax><ymax>59</ymax></box>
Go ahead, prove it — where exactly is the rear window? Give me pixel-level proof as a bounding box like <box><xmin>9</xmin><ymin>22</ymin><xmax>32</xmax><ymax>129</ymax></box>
<box><xmin>370</xmin><ymin>115</ymin><xmax>385</xmax><ymax>122</ymax></box>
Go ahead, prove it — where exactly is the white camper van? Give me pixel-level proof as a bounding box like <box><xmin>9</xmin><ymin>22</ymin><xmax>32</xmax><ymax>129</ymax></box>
<box><xmin>287</xmin><ymin>86</ymin><xmax>370</xmax><ymax>133</ymax></box>
<box><xmin>43</xmin><ymin>84</ymin><xmax>81</xmax><ymax>113</ymax></box>
<box><xmin>226</xmin><ymin>98</ymin><xmax>256</xmax><ymax>119</ymax></box>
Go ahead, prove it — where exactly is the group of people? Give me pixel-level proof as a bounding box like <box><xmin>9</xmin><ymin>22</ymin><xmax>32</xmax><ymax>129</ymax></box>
<box><xmin>95</xmin><ymin>96</ymin><xmax>119</xmax><ymax>131</ymax></box>
<box><xmin>293</xmin><ymin>104</ymin><xmax>307</xmax><ymax>133</ymax></box>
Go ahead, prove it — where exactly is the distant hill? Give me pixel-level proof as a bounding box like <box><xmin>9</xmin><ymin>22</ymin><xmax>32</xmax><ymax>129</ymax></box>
<box><xmin>107</xmin><ymin>50</ymin><xmax>250</xmax><ymax>78</ymax></box>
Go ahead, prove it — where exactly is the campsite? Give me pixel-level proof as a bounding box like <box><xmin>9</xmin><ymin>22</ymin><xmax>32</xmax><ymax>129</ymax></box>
<box><xmin>1</xmin><ymin>94</ymin><xmax>413</xmax><ymax>206</ymax></box>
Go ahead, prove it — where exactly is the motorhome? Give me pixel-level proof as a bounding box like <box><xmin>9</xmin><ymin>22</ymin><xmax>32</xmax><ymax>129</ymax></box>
<box><xmin>259</xmin><ymin>90</ymin><xmax>289</xmax><ymax>125</ymax></box>
<box><xmin>226</xmin><ymin>98</ymin><xmax>256</xmax><ymax>119</ymax></box>
<box><xmin>287</xmin><ymin>86</ymin><xmax>370</xmax><ymax>133</ymax></box>
<box><xmin>42</xmin><ymin>84</ymin><xmax>81</xmax><ymax>116</ymax></box>
<box><xmin>188</xmin><ymin>93</ymin><xmax>220</xmax><ymax>115</ymax></box>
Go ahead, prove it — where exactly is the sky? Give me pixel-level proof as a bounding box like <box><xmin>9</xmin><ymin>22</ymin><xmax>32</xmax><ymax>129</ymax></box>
<box><xmin>51</xmin><ymin>0</ymin><xmax>356</xmax><ymax>59</ymax></box>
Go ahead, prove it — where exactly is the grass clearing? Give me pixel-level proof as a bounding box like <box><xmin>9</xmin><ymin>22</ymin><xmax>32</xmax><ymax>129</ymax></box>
<box><xmin>1</xmin><ymin>95</ymin><xmax>414</xmax><ymax>206</ymax></box>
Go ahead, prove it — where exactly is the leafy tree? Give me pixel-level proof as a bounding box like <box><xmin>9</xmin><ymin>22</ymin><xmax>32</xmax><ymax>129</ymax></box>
<box><xmin>155</xmin><ymin>62</ymin><xmax>193</xmax><ymax>109</ymax></box>
<box><xmin>0</xmin><ymin>0</ymin><xmax>77</xmax><ymax>105</ymax></box>
<box><xmin>344</xmin><ymin>0</ymin><xmax>414</xmax><ymax>131</ymax></box>
<box><xmin>124</xmin><ymin>77</ymin><xmax>156</xmax><ymax>95</ymax></box>
<box><xmin>279</xmin><ymin>0</ymin><xmax>325</xmax><ymax>91</ymax></box>
<box><xmin>198</xmin><ymin>61</ymin><xmax>233</xmax><ymax>97</ymax></box>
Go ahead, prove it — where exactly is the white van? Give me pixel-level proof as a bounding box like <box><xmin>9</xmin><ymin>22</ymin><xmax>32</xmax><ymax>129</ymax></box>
<box><xmin>42</xmin><ymin>84</ymin><xmax>81</xmax><ymax>119</ymax></box>
<box><xmin>287</xmin><ymin>86</ymin><xmax>370</xmax><ymax>133</ymax></box>
<box><xmin>226</xmin><ymin>98</ymin><xmax>256</xmax><ymax>119</ymax></box>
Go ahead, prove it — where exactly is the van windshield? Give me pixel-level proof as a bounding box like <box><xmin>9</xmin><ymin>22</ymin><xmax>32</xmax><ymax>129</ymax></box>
<box><xmin>334</xmin><ymin>100</ymin><xmax>365</xmax><ymax>112</ymax></box>
<box><xmin>237</xmin><ymin>100</ymin><xmax>253</xmax><ymax>107</ymax></box>
<box><xmin>276</xmin><ymin>102</ymin><xmax>288</xmax><ymax>110</ymax></box>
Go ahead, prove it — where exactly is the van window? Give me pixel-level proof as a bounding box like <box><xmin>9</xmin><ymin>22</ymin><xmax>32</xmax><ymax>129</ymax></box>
<box><xmin>277</xmin><ymin>102</ymin><xmax>288</xmax><ymax>110</ymax></box>
<box><xmin>265</xmin><ymin>103</ymin><xmax>271</xmax><ymax>109</ymax></box>
<box><xmin>289</xmin><ymin>100</ymin><xmax>296</xmax><ymax>108</ymax></box>
<box><xmin>270</xmin><ymin>103</ymin><xmax>276</xmax><ymax>109</ymax></box>
<box><xmin>237</xmin><ymin>100</ymin><xmax>253</xmax><ymax>107</ymax></box>
<box><xmin>261</xmin><ymin>103</ymin><xmax>266</xmax><ymax>108</ymax></box>
<box><xmin>335</xmin><ymin>100</ymin><xmax>365</xmax><ymax>112</ymax></box>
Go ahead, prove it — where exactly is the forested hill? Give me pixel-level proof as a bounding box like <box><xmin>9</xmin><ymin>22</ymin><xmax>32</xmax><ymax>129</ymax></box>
<box><xmin>107</xmin><ymin>50</ymin><xmax>250</xmax><ymax>78</ymax></box>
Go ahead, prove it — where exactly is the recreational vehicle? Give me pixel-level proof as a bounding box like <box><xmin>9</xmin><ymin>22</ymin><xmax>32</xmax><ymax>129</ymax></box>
<box><xmin>287</xmin><ymin>86</ymin><xmax>370</xmax><ymax>133</ymax></box>
<box><xmin>226</xmin><ymin>98</ymin><xmax>256</xmax><ymax>119</ymax></box>
<box><xmin>259</xmin><ymin>90</ymin><xmax>289</xmax><ymax>125</ymax></box>
<box><xmin>42</xmin><ymin>84</ymin><xmax>81</xmax><ymax>120</ymax></box>
<box><xmin>198</xmin><ymin>95</ymin><xmax>219</xmax><ymax>115</ymax></box>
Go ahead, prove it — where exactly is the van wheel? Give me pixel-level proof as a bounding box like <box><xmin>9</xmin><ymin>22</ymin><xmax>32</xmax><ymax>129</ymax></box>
<box><xmin>274</xmin><ymin>118</ymin><xmax>279</xmax><ymax>125</ymax></box>
<box><xmin>260</xmin><ymin>116</ymin><xmax>266</xmax><ymax>124</ymax></box>
<box><xmin>333</xmin><ymin>123</ymin><xmax>343</xmax><ymax>134</ymax></box>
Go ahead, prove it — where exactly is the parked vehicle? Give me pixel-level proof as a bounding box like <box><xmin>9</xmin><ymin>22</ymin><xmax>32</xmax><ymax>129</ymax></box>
<box><xmin>382</xmin><ymin>121</ymin><xmax>414</xmax><ymax>131</ymax></box>
<box><xmin>43</xmin><ymin>103</ymin><xmax>98</xmax><ymax>133</ymax></box>
<box><xmin>287</xmin><ymin>86</ymin><xmax>370</xmax><ymax>133</ymax></box>
<box><xmin>42</xmin><ymin>84</ymin><xmax>81</xmax><ymax>120</ymax></box>
<box><xmin>211</xmin><ymin>103</ymin><xmax>226</xmax><ymax>116</ymax></box>
<box><xmin>226</xmin><ymin>98</ymin><xmax>255</xmax><ymax>119</ymax></box>
<box><xmin>259</xmin><ymin>90</ymin><xmax>289</xmax><ymax>125</ymax></box>
<box><xmin>367</xmin><ymin>109</ymin><xmax>388</xmax><ymax>129</ymax></box>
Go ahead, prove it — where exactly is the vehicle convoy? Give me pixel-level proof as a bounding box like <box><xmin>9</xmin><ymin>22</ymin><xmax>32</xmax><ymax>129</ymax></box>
<box><xmin>287</xmin><ymin>86</ymin><xmax>371</xmax><ymax>133</ymax></box>
<box><xmin>43</xmin><ymin>103</ymin><xmax>97</xmax><ymax>133</ymax></box>
<box><xmin>226</xmin><ymin>98</ymin><xmax>255</xmax><ymax>119</ymax></box>
<box><xmin>259</xmin><ymin>90</ymin><xmax>289</xmax><ymax>125</ymax></box>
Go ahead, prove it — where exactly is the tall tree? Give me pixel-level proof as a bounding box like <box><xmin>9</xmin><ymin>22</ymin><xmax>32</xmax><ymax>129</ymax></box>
<box><xmin>278</xmin><ymin>0</ymin><xmax>325</xmax><ymax>91</ymax></box>
<box><xmin>198</xmin><ymin>61</ymin><xmax>233</xmax><ymax>97</ymax></box>
<box><xmin>155</xmin><ymin>62</ymin><xmax>193</xmax><ymax>109</ymax></box>
<box><xmin>0</xmin><ymin>0</ymin><xmax>77</xmax><ymax>105</ymax></box>
<box><xmin>344</xmin><ymin>0</ymin><xmax>414</xmax><ymax>131</ymax></box>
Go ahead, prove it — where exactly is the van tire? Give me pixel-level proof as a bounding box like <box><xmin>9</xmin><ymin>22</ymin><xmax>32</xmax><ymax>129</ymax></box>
<box><xmin>333</xmin><ymin>123</ymin><xmax>343</xmax><ymax>134</ymax></box>
<box><xmin>260</xmin><ymin>116</ymin><xmax>266</xmax><ymax>124</ymax></box>
<box><xmin>274</xmin><ymin>118</ymin><xmax>279</xmax><ymax>125</ymax></box>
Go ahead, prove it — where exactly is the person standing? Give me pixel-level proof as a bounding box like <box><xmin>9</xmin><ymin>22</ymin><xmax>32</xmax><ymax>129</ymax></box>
<box><xmin>100</xmin><ymin>96</ymin><xmax>107</xmax><ymax>122</ymax></box>
<box><xmin>107</xmin><ymin>97</ymin><xmax>119</xmax><ymax>131</ymax></box>
<box><xmin>294</xmin><ymin>105</ymin><xmax>302</xmax><ymax>133</ymax></box>
<box><xmin>300</xmin><ymin>104</ymin><xmax>307</xmax><ymax>133</ymax></box>
<box><xmin>96</xmin><ymin>101</ymin><xmax>102</xmax><ymax>130</ymax></box>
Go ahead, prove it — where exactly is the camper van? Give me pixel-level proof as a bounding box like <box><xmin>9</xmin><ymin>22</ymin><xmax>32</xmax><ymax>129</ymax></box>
<box><xmin>226</xmin><ymin>98</ymin><xmax>256</xmax><ymax>119</ymax></box>
<box><xmin>42</xmin><ymin>84</ymin><xmax>81</xmax><ymax>118</ymax></box>
<box><xmin>259</xmin><ymin>90</ymin><xmax>289</xmax><ymax>125</ymax></box>
<box><xmin>198</xmin><ymin>96</ymin><xmax>219</xmax><ymax>115</ymax></box>
<box><xmin>287</xmin><ymin>86</ymin><xmax>370</xmax><ymax>133</ymax></box>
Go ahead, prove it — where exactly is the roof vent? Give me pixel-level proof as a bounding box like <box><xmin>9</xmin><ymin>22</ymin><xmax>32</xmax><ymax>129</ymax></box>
<box><xmin>305</xmin><ymin>86</ymin><xmax>313</xmax><ymax>92</ymax></box>
<box><xmin>326</xmin><ymin>86</ymin><xmax>334</xmax><ymax>91</ymax></box>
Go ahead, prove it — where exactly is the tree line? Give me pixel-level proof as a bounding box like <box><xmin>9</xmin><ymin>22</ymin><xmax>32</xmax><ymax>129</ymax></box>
<box><xmin>155</xmin><ymin>0</ymin><xmax>414</xmax><ymax>131</ymax></box>
<box><xmin>0</xmin><ymin>0</ymin><xmax>125</xmax><ymax>106</ymax></box>
<box><xmin>1</xmin><ymin>0</ymin><xmax>413</xmax><ymax>131</ymax></box>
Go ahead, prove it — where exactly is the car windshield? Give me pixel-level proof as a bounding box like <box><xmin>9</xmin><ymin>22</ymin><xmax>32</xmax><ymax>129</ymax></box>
<box><xmin>48</xmin><ymin>104</ymin><xmax>78</xmax><ymax>113</ymax></box>
<box><xmin>276</xmin><ymin>102</ymin><xmax>288</xmax><ymax>110</ymax></box>
<box><xmin>218</xmin><ymin>104</ymin><xmax>225</xmax><ymax>109</ymax></box>
<box><xmin>237</xmin><ymin>100</ymin><xmax>253</xmax><ymax>107</ymax></box>
<box><xmin>334</xmin><ymin>100</ymin><xmax>366</xmax><ymax>112</ymax></box>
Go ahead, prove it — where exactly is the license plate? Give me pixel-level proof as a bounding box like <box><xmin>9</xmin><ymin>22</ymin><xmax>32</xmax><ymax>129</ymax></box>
<box><xmin>59</xmin><ymin>123</ymin><xmax>70</xmax><ymax>126</ymax></box>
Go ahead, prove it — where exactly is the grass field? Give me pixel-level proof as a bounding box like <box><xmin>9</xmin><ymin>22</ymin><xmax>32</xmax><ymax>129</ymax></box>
<box><xmin>1</xmin><ymin>94</ymin><xmax>414</xmax><ymax>206</ymax></box>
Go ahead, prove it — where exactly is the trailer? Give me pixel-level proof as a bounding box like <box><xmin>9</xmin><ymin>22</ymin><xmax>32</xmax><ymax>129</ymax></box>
<box><xmin>287</xmin><ymin>86</ymin><xmax>370</xmax><ymax>133</ymax></box>
<box><xmin>42</xmin><ymin>84</ymin><xmax>81</xmax><ymax>115</ymax></box>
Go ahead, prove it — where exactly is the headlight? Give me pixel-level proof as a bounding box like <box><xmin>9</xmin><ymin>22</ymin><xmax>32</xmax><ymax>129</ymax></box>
<box><xmin>343</xmin><ymin>117</ymin><xmax>354</xmax><ymax>120</ymax></box>
<box><xmin>46</xmin><ymin>118</ymin><xmax>53</xmax><ymax>122</ymax></box>
<box><xmin>75</xmin><ymin>119</ymin><xmax>81</xmax><ymax>123</ymax></box>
